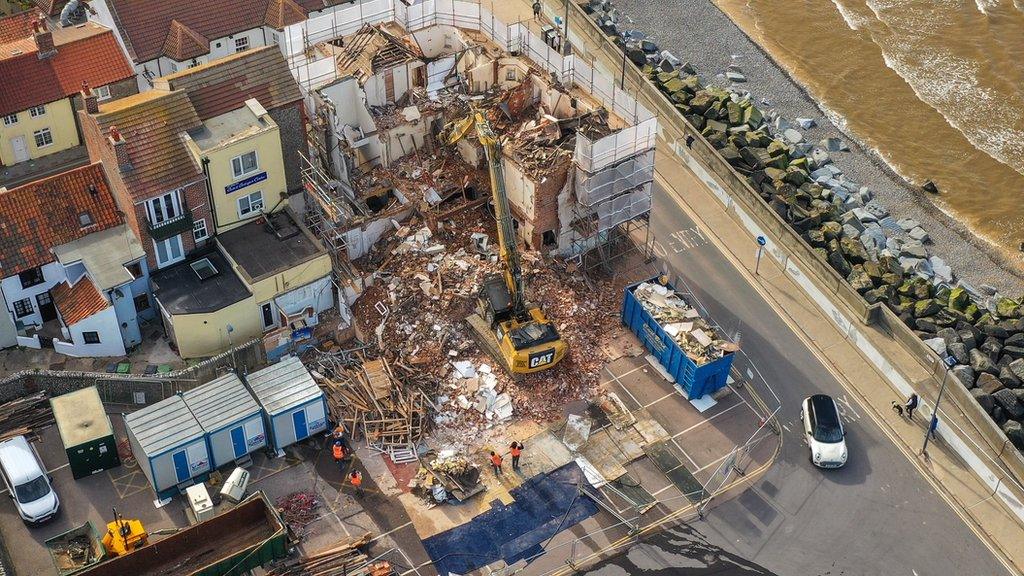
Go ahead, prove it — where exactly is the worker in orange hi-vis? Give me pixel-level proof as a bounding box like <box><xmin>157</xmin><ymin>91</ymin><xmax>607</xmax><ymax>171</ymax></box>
<box><xmin>509</xmin><ymin>442</ymin><xmax>523</xmax><ymax>471</ymax></box>
<box><xmin>333</xmin><ymin>423</ymin><xmax>350</xmax><ymax>451</ymax></box>
<box><xmin>350</xmin><ymin>470</ymin><xmax>364</xmax><ymax>497</ymax></box>
<box><xmin>489</xmin><ymin>451</ymin><xmax>503</xmax><ymax>475</ymax></box>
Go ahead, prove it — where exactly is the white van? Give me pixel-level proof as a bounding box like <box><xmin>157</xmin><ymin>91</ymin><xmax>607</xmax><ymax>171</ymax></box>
<box><xmin>0</xmin><ymin>435</ymin><xmax>59</xmax><ymax>525</ymax></box>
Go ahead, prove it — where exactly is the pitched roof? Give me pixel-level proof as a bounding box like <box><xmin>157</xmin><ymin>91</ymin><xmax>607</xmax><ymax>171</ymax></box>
<box><xmin>162</xmin><ymin>19</ymin><xmax>210</xmax><ymax>61</ymax></box>
<box><xmin>0</xmin><ymin>163</ymin><xmax>123</xmax><ymax>276</ymax></box>
<box><xmin>154</xmin><ymin>46</ymin><xmax>302</xmax><ymax>119</ymax></box>
<box><xmin>0</xmin><ymin>23</ymin><xmax>135</xmax><ymax>117</ymax></box>
<box><xmin>90</xmin><ymin>89</ymin><xmax>203</xmax><ymax>199</ymax></box>
<box><xmin>30</xmin><ymin>0</ymin><xmax>72</xmax><ymax>17</ymax></box>
<box><xmin>264</xmin><ymin>0</ymin><xmax>307</xmax><ymax>30</ymax></box>
<box><xmin>0</xmin><ymin>11</ymin><xmax>37</xmax><ymax>45</ymax></box>
<box><xmin>51</xmin><ymin>278</ymin><xmax>109</xmax><ymax>326</ymax></box>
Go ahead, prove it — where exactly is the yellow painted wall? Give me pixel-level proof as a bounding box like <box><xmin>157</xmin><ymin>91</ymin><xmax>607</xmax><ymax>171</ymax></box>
<box><xmin>186</xmin><ymin>119</ymin><xmax>288</xmax><ymax>233</ymax></box>
<box><xmin>167</xmin><ymin>295</ymin><xmax>261</xmax><ymax>359</ymax></box>
<box><xmin>246</xmin><ymin>252</ymin><xmax>332</xmax><ymax>304</ymax></box>
<box><xmin>0</xmin><ymin>99</ymin><xmax>79</xmax><ymax>165</ymax></box>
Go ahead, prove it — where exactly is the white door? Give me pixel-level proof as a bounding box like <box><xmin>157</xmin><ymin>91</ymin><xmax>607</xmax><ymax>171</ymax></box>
<box><xmin>153</xmin><ymin>235</ymin><xmax>185</xmax><ymax>268</ymax></box>
<box><xmin>10</xmin><ymin>136</ymin><xmax>28</xmax><ymax>163</ymax></box>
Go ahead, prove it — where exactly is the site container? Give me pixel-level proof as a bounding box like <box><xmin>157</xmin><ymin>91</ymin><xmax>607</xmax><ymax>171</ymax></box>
<box><xmin>245</xmin><ymin>356</ymin><xmax>327</xmax><ymax>452</ymax></box>
<box><xmin>124</xmin><ymin>394</ymin><xmax>211</xmax><ymax>499</ymax></box>
<box><xmin>51</xmin><ymin>387</ymin><xmax>120</xmax><ymax>479</ymax></box>
<box><xmin>78</xmin><ymin>492</ymin><xmax>287</xmax><ymax>576</ymax></box>
<box><xmin>622</xmin><ymin>277</ymin><xmax>735</xmax><ymax>399</ymax></box>
<box><xmin>182</xmin><ymin>373</ymin><xmax>266</xmax><ymax>468</ymax></box>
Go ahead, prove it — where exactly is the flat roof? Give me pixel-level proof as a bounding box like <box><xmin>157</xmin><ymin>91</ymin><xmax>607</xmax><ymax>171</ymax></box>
<box><xmin>186</xmin><ymin>100</ymin><xmax>272</xmax><ymax>151</ymax></box>
<box><xmin>218</xmin><ymin>210</ymin><xmax>324</xmax><ymax>281</ymax></box>
<box><xmin>245</xmin><ymin>356</ymin><xmax>321</xmax><ymax>416</ymax></box>
<box><xmin>151</xmin><ymin>249</ymin><xmax>251</xmax><ymax>315</ymax></box>
<box><xmin>182</xmin><ymin>372</ymin><xmax>261</xmax><ymax>433</ymax></box>
<box><xmin>51</xmin><ymin>387</ymin><xmax>112</xmax><ymax>446</ymax></box>
<box><xmin>124</xmin><ymin>395</ymin><xmax>204</xmax><ymax>457</ymax></box>
<box><xmin>52</xmin><ymin>224</ymin><xmax>145</xmax><ymax>290</ymax></box>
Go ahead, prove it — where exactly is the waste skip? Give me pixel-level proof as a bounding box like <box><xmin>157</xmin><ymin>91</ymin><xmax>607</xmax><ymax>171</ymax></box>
<box><xmin>124</xmin><ymin>394</ymin><xmax>210</xmax><ymax>499</ymax></box>
<box><xmin>182</xmin><ymin>372</ymin><xmax>266</xmax><ymax>468</ymax></box>
<box><xmin>245</xmin><ymin>356</ymin><xmax>327</xmax><ymax>453</ymax></box>
<box><xmin>51</xmin><ymin>387</ymin><xmax>120</xmax><ymax>479</ymax></box>
<box><xmin>622</xmin><ymin>277</ymin><xmax>737</xmax><ymax>399</ymax></box>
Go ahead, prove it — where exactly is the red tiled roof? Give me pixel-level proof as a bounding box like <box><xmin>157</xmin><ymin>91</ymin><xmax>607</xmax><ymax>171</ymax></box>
<box><xmin>264</xmin><ymin>0</ymin><xmax>308</xmax><ymax>30</ymax></box>
<box><xmin>0</xmin><ymin>11</ymin><xmax>37</xmax><ymax>45</ymax></box>
<box><xmin>0</xmin><ymin>163</ymin><xmax>123</xmax><ymax>276</ymax></box>
<box><xmin>51</xmin><ymin>279</ymin><xmax>109</xmax><ymax>325</ymax></box>
<box><xmin>162</xmin><ymin>19</ymin><xmax>210</xmax><ymax>61</ymax></box>
<box><xmin>154</xmin><ymin>46</ymin><xmax>302</xmax><ymax>119</ymax></box>
<box><xmin>30</xmin><ymin>0</ymin><xmax>71</xmax><ymax>17</ymax></box>
<box><xmin>0</xmin><ymin>24</ymin><xmax>135</xmax><ymax>117</ymax></box>
<box><xmin>90</xmin><ymin>90</ymin><xmax>203</xmax><ymax>200</ymax></box>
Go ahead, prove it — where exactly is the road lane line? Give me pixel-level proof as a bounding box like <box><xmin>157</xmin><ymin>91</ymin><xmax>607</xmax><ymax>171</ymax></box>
<box><xmin>671</xmin><ymin>400</ymin><xmax>743</xmax><ymax>438</ymax></box>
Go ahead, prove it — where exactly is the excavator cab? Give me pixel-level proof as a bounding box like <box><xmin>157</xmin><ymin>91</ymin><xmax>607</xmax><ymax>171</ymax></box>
<box><xmin>478</xmin><ymin>276</ymin><xmax>567</xmax><ymax>373</ymax></box>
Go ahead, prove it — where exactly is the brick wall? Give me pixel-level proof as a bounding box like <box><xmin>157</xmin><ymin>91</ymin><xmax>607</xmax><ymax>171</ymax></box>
<box><xmin>269</xmin><ymin>102</ymin><xmax>307</xmax><ymax>195</ymax></box>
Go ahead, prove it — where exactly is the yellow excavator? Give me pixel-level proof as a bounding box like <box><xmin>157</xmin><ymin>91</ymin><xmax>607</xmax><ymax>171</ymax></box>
<box><xmin>446</xmin><ymin>110</ymin><xmax>568</xmax><ymax>375</ymax></box>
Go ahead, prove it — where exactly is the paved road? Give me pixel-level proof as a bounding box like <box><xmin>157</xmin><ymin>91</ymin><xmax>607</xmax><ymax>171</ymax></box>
<box><xmin>584</xmin><ymin>182</ymin><xmax>1007</xmax><ymax>575</ymax></box>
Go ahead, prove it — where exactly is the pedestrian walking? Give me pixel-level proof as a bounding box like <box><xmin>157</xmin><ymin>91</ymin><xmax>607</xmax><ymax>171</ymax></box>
<box><xmin>350</xmin><ymin>470</ymin><xmax>363</xmax><ymax>497</ymax></box>
<box><xmin>489</xmin><ymin>451</ymin><xmax>503</xmax><ymax>475</ymax></box>
<box><xmin>929</xmin><ymin>415</ymin><xmax>939</xmax><ymax>440</ymax></box>
<box><xmin>532</xmin><ymin>1</ymin><xmax>541</xmax><ymax>20</ymax></box>
<box><xmin>685</xmin><ymin>135</ymin><xmax>695</xmax><ymax>149</ymax></box>
<box><xmin>509</xmin><ymin>442</ymin><xmax>523</xmax><ymax>470</ymax></box>
<box><xmin>905</xmin><ymin>393</ymin><xmax>919</xmax><ymax>420</ymax></box>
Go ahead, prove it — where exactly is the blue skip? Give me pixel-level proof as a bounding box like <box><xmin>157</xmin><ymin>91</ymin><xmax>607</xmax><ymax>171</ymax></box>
<box><xmin>423</xmin><ymin>462</ymin><xmax>600</xmax><ymax>574</ymax></box>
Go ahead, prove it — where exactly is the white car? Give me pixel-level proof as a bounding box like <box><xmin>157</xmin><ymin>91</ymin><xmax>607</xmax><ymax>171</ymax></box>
<box><xmin>801</xmin><ymin>394</ymin><xmax>848</xmax><ymax>469</ymax></box>
<box><xmin>0</xmin><ymin>435</ymin><xmax>59</xmax><ymax>525</ymax></box>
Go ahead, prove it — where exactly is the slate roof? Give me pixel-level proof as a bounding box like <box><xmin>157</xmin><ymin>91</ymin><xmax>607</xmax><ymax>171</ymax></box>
<box><xmin>154</xmin><ymin>46</ymin><xmax>302</xmax><ymax>120</ymax></box>
<box><xmin>90</xmin><ymin>89</ymin><xmax>203</xmax><ymax>200</ymax></box>
<box><xmin>0</xmin><ymin>163</ymin><xmax>123</xmax><ymax>276</ymax></box>
<box><xmin>105</xmin><ymin>0</ymin><xmax>354</xmax><ymax>62</ymax></box>
<box><xmin>0</xmin><ymin>23</ymin><xmax>135</xmax><ymax>117</ymax></box>
<box><xmin>51</xmin><ymin>278</ymin><xmax>109</xmax><ymax>326</ymax></box>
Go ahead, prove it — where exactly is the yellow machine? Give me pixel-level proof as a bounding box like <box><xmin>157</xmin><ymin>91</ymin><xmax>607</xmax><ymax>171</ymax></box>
<box><xmin>102</xmin><ymin>509</ymin><xmax>148</xmax><ymax>557</ymax></box>
<box><xmin>447</xmin><ymin>111</ymin><xmax>568</xmax><ymax>374</ymax></box>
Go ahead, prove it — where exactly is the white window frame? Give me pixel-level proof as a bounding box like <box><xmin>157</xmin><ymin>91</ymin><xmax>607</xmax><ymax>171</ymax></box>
<box><xmin>192</xmin><ymin>218</ymin><xmax>208</xmax><ymax>242</ymax></box>
<box><xmin>33</xmin><ymin>128</ymin><xmax>53</xmax><ymax>148</ymax></box>
<box><xmin>259</xmin><ymin>301</ymin><xmax>277</xmax><ymax>331</ymax></box>
<box><xmin>29</xmin><ymin>105</ymin><xmax>45</xmax><ymax>117</ymax></box>
<box><xmin>270</xmin><ymin>32</ymin><xmax>279</xmax><ymax>45</ymax></box>
<box><xmin>230</xmin><ymin>151</ymin><xmax>259</xmax><ymax>179</ymax></box>
<box><xmin>153</xmin><ymin>235</ymin><xmax>185</xmax><ymax>268</ymax></box>
<box><xmin>237</xmin><ymin>191</ymin><xmax>264</xmax><ymax>218</ymax></box>
<box><xmin>145</xmin><ymin>190</ymin><xmax>182</xmax><ymax>225</ymax></box>
<box><xmin>168</xmin><ymin>61</ymin><xmax>178</xmax><ymax>73</ymax></box>
<box><xmin>234</xmin><ymin>36</ymin><xmax>250</xmax><ymax>52</ymax></box>
<box><xmin>94</xmin><ymin>85</ymin><xmax>112</xmax><ymax>101</ymax></box>
<box><xmin>2</xmin><ymin>113</ymin><xmax>16</xmax><ymax>125</ymax></box>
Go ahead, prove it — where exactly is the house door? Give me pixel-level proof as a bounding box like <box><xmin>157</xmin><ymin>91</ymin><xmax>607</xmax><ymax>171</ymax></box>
<box><xmin>36</xmin><ymin>292</ymin><xmax>57</xmax><ymax>322</ymax></box>
<box><xmin>172</xmin><ymin>450</ymin><xmax>190</xmax><ymax>482</ymax></box>
<box><xmin>10</xmin><ymin>136</ymin><xmax>28</xmax><ymax>163</ymax></box>
<box><xmin>292</xmin><ymin>409</ymin><xmax>308</xmax><ymax>441</ymax></box>
<box><xmin>230</xmin><ymin>426</ymin><xmax>247</xmax><ymax>458</ymax></box>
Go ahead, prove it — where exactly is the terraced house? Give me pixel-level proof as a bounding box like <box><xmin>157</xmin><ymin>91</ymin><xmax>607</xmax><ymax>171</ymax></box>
<box><xmin>0</xmin><ymin>12</ymin><xmax>136</xmax><ymax>186</ymax></box>
<box><xmin>0</xmin><ymin>162</ymin><xmax>151</xmax><ymax>356</ymax></box>
<box><xmin>83</xmin><ymin>0</ymin><xmax>361</xmax><ymax>91</ymax></box>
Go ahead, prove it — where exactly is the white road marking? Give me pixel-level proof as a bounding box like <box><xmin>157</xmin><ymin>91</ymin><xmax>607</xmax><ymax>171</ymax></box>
<box><xmin>671</xmin><ymin>400</ymin><xmax>744</xmax><ymax>438</ymax></box>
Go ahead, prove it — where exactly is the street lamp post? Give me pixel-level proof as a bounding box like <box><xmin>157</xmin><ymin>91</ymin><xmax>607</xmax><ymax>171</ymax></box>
<box><xmin>922</xmin><ymin>357</ymin><xmax>956</xmax><ymax>455</ymax></box>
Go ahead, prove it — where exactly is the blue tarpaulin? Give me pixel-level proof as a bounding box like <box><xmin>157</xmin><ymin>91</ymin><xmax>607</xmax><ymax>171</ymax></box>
<box><xmin>423</xmin><ymin>462</ymin><xmax>600</xmax><ymax>574</ymax></box>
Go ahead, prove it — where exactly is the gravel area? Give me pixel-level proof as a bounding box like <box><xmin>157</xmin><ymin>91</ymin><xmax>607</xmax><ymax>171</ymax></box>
<box><xmin>607</xmin><ymin>0</ymin><xmax>1024</xmax><ymax>294</ymax></box>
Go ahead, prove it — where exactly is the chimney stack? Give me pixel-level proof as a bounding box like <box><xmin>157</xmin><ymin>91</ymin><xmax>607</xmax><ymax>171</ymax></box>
<box><xmin>109</xmin><ymin>126</ymin><xmax>132</xmax><ymax>173</ymax></box>
<box><xmin>81</xmin><ymin>81</ymin><xmax>98</xmax><ymax>114</ymax></box>
<box><xmin>32</xmin><ymin>18</ymin><xmax>56</xmax><ymax>59</ymax></box>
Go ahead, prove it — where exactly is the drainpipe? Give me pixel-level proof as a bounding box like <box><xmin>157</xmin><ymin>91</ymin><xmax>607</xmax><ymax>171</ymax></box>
<box><xmin>201</xmin><ymin>157</ymin><xmax>219</xmax><ymax>233</ymax></box>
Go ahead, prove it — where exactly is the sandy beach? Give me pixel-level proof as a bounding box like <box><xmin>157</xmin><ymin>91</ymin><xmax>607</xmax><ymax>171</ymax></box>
<box><xmin>607</xmin><ymin>0</ymin><xmax>1024</xmax><ymax>294</ymax></box>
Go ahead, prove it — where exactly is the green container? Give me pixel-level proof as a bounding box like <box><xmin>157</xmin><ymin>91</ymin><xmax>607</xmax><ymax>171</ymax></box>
<box><xmin>51</xmin><ymin>387</ymin><xmax>121</xmax><ymax>479</ymax></box>
<box><xmin>45</xmin><ymin>522</ymin><xmax>107</xmax><ymax>575</ymax></box>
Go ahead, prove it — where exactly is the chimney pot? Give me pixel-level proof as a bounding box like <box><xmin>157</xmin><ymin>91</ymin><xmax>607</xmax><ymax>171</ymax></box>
<box><xmin>108</xmin><ymin>125</ymin><xmax>132</xmax><ymax>173</ymax></box>
<box><xmin>33</xmin><ymin>18</ymin><xmax>56</xmax><ymax>59</ymax></box>
<box><xmin>81</xmin><ymin>81</ymin><xmax>98</xmax><ymax>114</ymax></box>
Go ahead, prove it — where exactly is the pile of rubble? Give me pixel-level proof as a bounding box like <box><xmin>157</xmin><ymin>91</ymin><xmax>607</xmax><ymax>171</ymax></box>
<box><xmin>633</xmin><ymin>282</ymin><xmax>736</xmax><ymax>364</ymax></box>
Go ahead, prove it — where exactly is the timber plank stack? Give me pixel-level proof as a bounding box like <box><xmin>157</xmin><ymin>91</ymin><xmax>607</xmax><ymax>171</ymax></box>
<box><xmin>265</xmin><ymin>533</ymin><xmax>393</xmax><ymax>575</ymax></box>
<box><xmin>0</xmin><ymin>392</ymin><xmax>54</xmax><ymax>442</ymax></box>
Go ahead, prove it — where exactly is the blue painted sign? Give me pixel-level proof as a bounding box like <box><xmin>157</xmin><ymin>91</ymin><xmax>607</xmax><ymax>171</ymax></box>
<box><xmin>225</xmin><ymin>171</ymin><xmax>267</xmax><ymax>194</ymax></box>
<box><xmin>756</xmin><ymin>235</ymin><xmax>767</xmax><ymax>246</ymax></box>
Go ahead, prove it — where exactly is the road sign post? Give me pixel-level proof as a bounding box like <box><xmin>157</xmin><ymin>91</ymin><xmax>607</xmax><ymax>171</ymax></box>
<box><xmin>754</xmin><ymin>236</ymin><xmax>766</xmax><ymax>275</ymax></box>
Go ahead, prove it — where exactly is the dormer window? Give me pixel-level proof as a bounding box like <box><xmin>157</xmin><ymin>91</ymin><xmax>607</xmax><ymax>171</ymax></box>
<box><xmin>78</xmin><ymin>211</ymin><xmax>94</xmax><ymax>227</ymax></box>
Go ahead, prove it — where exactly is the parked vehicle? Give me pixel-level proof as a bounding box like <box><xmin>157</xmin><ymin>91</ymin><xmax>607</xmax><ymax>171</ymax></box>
<box><xmin>0</xmin><ymin>435</ymin><xmax>60</xmax><ymax>524</ymax></box>
<box><xmin>801</xmin><ymin>394</ymin><xmax>848</xmax><ymax>468</ymax></box>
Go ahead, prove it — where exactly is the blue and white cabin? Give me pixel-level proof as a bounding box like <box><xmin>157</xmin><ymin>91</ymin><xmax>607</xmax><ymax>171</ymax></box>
<box><xmin>245</xmin><ymin>356</ymin><xmax>327</xmax><ymax>453</ymax></box>
<box><xmin>124</xmin><ymin>394</ymin><xmax>210</xmax><ymax>499</ymax></box>
<box><xmin>182</xmin><ymin>373</ymin><xmax>266</xmax><ymax>469</ymax></box>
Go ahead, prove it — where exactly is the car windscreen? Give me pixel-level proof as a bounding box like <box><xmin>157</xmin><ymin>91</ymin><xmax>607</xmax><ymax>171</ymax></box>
<box><xmin>14</xmin><ymin>475</ymin><xmax>49</xmax><ymax>504</ymax></box>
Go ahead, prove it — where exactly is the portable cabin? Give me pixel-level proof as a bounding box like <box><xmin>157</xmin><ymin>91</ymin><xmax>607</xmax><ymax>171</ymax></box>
<box><xmin>245</xmin><ymin>357</ymin><xmax>327</xmax><ymax>452</ymax></box>
<box><xmin>124</xmin><ymin>394</ymin><xmax>210</xmax><ymax>498</ymax></box>
<box><xmin>50</xmin><ymin>387</ymin><xmax>120</xmax><ymax>479</ymax></box>
<box><xmin>182</xmin><ymin>373</ymin><xmax>266</xmax><ymax>468</ymax></box>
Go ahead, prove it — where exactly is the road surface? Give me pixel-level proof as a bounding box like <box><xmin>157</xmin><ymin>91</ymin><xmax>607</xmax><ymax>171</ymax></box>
<box><xmin>582</xmin><ymin>181</ymin><xmax>1008</xmax><ymax>575</ymax></box>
